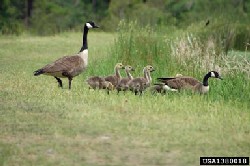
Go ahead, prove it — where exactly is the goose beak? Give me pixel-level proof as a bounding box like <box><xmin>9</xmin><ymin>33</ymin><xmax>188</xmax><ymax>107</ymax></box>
<box><xmin>93</xmin><ymin>25</ymin><xmax>100</xmax><ymax>28</ymax></box>
<box><xmin>218</xmin><ymin>76</ymin><xmax>223</xmax><ymax>80</ymax></box>
<box><xmin>131</xmin><ymin>68</ymin><xmax>135</xmax><ymax>71</ymax></box>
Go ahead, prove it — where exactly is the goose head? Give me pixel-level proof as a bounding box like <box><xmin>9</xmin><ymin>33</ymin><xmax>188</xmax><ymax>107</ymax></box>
<box><xmin>209</xmin><ymin>71</ymin><xmax>223</xmax><ymax>80</ymax></box>
<box><xmin>85</xmin><ymin>21</ymin><xmax>100</xmax><ymax>29</ymax></box>
<box><xmin>115</xmin><ymin>63</ymin><xmax>125</xmax><ymax>70</ymax></box>
<box><xmin>125</xmin><ymin>65</ymin><xmax>135</xmax><ymax>71</ymax></box>
<box><xmin>146</xmin><ymin>65</ymin><xmax>155</xmax><ymax>72</ymax></box>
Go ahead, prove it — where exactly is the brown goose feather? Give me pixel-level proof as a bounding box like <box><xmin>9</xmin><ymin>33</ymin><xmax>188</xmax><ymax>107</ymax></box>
<box><xmin>86</xmin><ymin>76</ymin><xmax>114</xmax><ymax>94</ymax></box>
<box><xmin>128</xmin><ymin>65</ymin><xmax>155</xmax><ymax>95</ymax></box>
<box><xmin>104</xmin><ymin>63</ymin><xmax>124</xmax><ymax>87</ymax></box>
<box><xmin>41</xmin><ymin>55</ymin><xmax>85</xmax><ymax>78</ymax></box>
<box><xmin>33</xmin><ymin>21</ymin><xmax>99</xmax><ymax>89</ymax></box>
<box><xmin>116</xmin><ymin>65</ymin><xmax>134</xmax><ymax>92</ymax></box>
<box><xmin>157</xmin><ymin>71</ymin><xmax>222</xmax><ymax>94</ymax></box>
<box><xmin>157</xmin><ymin>76</ymin><xmax>201</xmax><ymax>90</ymax></box>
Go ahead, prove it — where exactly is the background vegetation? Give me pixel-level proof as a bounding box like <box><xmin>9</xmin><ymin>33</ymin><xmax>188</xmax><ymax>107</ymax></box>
<box><xmin>1</xmin><ymin>0</ymin><xmax>250</xmax><ymax>51</ymax></box>
<box><xmin>0</xmin><ymin>0</ymin><xmax>250</xmax><ymax>165</ymax></box>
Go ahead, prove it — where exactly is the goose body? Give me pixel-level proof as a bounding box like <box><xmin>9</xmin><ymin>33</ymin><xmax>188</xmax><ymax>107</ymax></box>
<box><xmin>37</xmin><ymin>54</ymin><xmax>86</xmax><ymax>78</ymax></box>
<box><xmin>116</xmin><ymin>65</ymin><xmax>135</xmax><ymax>93</ymax></box>
<box><xmin>104</xmin><ymin>63</ymin><xmax>125</xmax><ymax>87</ymax></box>
<box><xmin>86</xmin><ymin>76</ymin><xmax>114</xmax><ymax>94</ymax></box>
<box><xmin>87</xmin><ymin>76</ymin><xmax>106</xmax><ymax>89</ymax></box>
<box><xmin>34</xmin><ymin>21</ymin><xmax>99</xmax><ymax>89</ymax></box>
<box><xmin>157</xmin><ymin>71</ymin><xmax>222</xmax><ymax>94</ymax></box>
<box><xmin>128</xmin><ymin>65</ymin><xmax>155</xmax><ymax>95</ymax></box>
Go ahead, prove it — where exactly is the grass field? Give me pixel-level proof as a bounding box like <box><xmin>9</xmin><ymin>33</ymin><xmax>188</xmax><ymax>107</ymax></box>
<box><xmin>0</xmin><ymin>31</ymin><xmax>249</xmax><ymax>166</ymax></box>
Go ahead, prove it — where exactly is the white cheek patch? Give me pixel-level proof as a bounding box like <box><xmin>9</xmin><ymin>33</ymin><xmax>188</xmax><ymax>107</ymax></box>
<box><xmin>86</xmin><ymin>23</ymin><xmax>93</xmax><ymax>28</ymax></box>
<box><xmin>210</xmin><ymin>71</ymin><xmax>215</xmax><ymax>77</ymax></box>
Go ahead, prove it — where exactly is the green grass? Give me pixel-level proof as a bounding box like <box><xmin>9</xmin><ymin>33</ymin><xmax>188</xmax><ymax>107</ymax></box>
<box><xmin>0</xmin><ymin>31</ymin><xmax>249</xmax><ymax>166</ymax></box>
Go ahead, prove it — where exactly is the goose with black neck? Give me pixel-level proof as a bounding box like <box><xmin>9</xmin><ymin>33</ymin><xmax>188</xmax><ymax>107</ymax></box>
<box><xmin>157</xmin><ymin>71</ymin><xmax>223</xmax><ymax>94</ymax></box>
<box><xmin>34</xmin><ymin>21</ymin><xmax>99</xmax><ymax>89</ymax></box>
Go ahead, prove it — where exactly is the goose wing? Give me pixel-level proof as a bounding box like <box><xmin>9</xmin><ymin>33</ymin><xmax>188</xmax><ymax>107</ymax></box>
<box><xmin>158</xmin><ymin>76</ymin><xmax>201</xmax><ymax>89</ymax></box>
<box><xmin>118</xmin><ymin>78</ymin><xmax>130</xmax><ymax>86</ymax></box>
<box><xmin>104</xmin><ymin>75</ymin><xmax>117</xmax><ymax>86</ymax></box>
<box><xmin>87</xmin><ymin>76</ymin><xmax>105</xmax><ymax>89</ymax></box>
<box><xmin>128</xmin><ymin>77</ymin><xmax>148</xmax><ymax>90</ymax></box>
<box><xmin>41</xmin><ymin>55</ymin><xmax>84</xmax><ymax>74</ymax></box>
<box><xmin>178</xmin><ymin>77</ymin><xmax>201</xmax><ymax>86</ymax></box>
<box><xmin>87</xmin><ymin>76</ymin><xmax>104</xmax><ymax>84</ymax></box>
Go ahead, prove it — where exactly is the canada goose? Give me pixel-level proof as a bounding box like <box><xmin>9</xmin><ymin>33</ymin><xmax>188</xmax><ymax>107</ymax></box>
<box><xmin>157</xmin><ymin>71</ymin><xmax>223</xmax><ymax>94</ymax></box>
<box><xmin>86</xmin><ymin>76</ymin><xmax>114</xmax><ymax>94</ymax></box>
<box><xmin>128</xmin><ymin>65</ymin><xmax>155</xmax><ymax>95</ymax></box>
<box><xmin>104</xmin><ymin>63</ymin><xmax>125</xmax><ymax>87</ymax></box>
<box><xmin>34</xmin><ymin>21</ymin><xmax>99</xmax><ymax>89</ymax></box>
<box><xmin>116</xmin><ymin>65</ymin><xmax>135</xmax><ymax>93</ymax></box>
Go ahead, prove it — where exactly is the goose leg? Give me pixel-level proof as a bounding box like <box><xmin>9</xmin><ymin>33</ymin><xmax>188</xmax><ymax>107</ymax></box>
<box><xmin>54</xmin><ymin>77</ymin><xmax>63</xmax><ymax>88</ymax></box>
<box><xmin>62</xmin><ymin>72</ymin><xmax>72</xmax><ymax>90</ymax></box>
<box><xmin>134</xmin><ymin>90</ymin><xmax>138</xmax><ymax>95</ymax></box>
<box><xmin>123</xmin><ymin>87</ymin><xmax>128</xmax><ymax>94</ymax></box>
<box><xmin>117</xmin><ymin>88</ymin><xmax>120</xmax><ymax>94</ymax></box>
<box><xmin>68</xmin><ymin>77</ymin><xmax>73</xmax><ymax>89</ymax></box>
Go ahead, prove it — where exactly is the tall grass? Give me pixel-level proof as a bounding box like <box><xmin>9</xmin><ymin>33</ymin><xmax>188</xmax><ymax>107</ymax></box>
<box><xmin>103</xmin><ymin>20</ymin><xmax>250</xmax><ymax>107</ymax></box>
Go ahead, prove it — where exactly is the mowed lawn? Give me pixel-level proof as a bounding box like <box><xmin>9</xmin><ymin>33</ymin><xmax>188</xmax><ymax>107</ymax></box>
<box><xmin>0</xmin><ymin>32</ymin><xmax>249</xmax><ymax>166</ymax></box>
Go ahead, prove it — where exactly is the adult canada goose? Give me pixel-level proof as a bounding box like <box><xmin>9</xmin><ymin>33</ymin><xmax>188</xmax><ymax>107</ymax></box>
<box><xmin>116</xmin><ymin>65</ymin><xmax>135</xmax><ymax>93</ymax></box>
<box><xmin>128</xmin><ymin>65</ymin><xmax>155</xmax><ymax>95</ymax></box>
<box><xmin>104</xmin><ymin>63</ymin><xmax>125</xmax><ymax>87</ymax></box>
<box><xmin>157</xmin><ymin>71</ymin><xmax>223</xmax><ymax>94</ymax></box>
<box><xmin>34</xmin><ymin>21</ymin><xmax>99</xmax><ymax>89</ymax></box>
<box><xmin>86</xmin><ymin>76</ymin><xmax>114</xmax><ymax>94</ymax></box>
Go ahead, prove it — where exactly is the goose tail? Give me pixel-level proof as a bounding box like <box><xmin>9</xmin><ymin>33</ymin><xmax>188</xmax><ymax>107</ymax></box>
<box><xmin>34</xmin><ymin>69</ymin><xmax>44</xmax><ymax>76</ymax></box>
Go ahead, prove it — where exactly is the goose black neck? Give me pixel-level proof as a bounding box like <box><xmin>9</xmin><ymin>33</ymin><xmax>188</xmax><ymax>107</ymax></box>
<box><xmin>202</xmin><ymin>73</ymin><xmax>210</xmax><ymax>86</ymax></box>
<box><xmin>79</xmin><ymin>26</ymin><xmax>89</xmax><ymax>52</ymax></box>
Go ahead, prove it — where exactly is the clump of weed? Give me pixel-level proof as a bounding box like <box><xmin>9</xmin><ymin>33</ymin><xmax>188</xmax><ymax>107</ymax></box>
<box><xmin>170</xmin><ymin>31</ymin><xmax>250</xmax><ymax>78</ymax></box>
<box><xmin>105</xmin><ymin>20</ymin><xmax>250</xmax><ymax>106</ymax></box>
